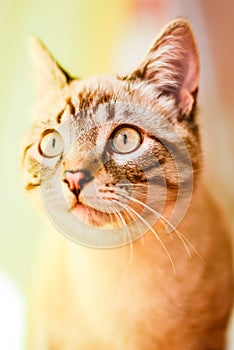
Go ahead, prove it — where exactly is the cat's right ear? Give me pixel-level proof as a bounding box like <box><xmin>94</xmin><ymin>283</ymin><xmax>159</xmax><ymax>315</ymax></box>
<box><xmin>29</xmin><ymin>37</ymin><xmax>73</xmax><ymax>118</ymax></box>
<box><xmin>128</xmin><ymin>19</ymin><xmax>199</xmax><ymax>119</ymax></box>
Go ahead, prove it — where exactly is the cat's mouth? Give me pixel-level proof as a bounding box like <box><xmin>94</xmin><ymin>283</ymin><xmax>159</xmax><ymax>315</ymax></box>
<box><xmin>69</xmin><ymin>201</ymin><xmax>123</xmax><ymax>228</ymax></box>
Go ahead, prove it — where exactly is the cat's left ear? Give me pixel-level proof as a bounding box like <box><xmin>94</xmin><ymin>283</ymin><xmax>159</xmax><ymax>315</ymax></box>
<box><xmin>130</xmin><ymin>19</ymin><xmax>199</xmax><ymax>118</ymax></box>
<box><xmin>29</xmin><ymin>37</ymin><xmax>73</xmax><ymax>118</ymax></box>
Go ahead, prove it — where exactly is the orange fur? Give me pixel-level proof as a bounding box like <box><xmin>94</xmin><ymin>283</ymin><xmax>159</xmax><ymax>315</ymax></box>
<box><xmin>23</xmin><ymin>19</ymin><xmax>233</xmax><ymax>350</ymax></box>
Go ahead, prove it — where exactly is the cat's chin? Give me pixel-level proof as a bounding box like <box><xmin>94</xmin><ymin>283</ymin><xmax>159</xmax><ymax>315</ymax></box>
<box><xmin>70</xmin><ymin>203</ymin><xmax>121</xmax><ymax>228</ymax></box>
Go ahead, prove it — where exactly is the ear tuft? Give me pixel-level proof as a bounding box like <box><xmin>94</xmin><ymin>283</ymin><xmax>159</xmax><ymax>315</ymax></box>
<box><xmin>130</xmin><ymin>19</ymin><xmax>199</xmax><ymax>118</ymax></box>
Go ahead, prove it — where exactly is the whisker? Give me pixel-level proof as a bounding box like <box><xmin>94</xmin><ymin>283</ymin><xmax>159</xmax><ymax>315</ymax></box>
<box><xmin>172</xmin><ymin>228</ymin><xmax>204</xmax><ymax>263</ymax></box>
<box><xmin>159</xmin><ymin>221</ymin><xmax>191</xmax><ymax>259</ymax></box>
<box><xmin>119</xmin><ymin>192</ymin><xmax>203</xmax><ymax>262</ymax></box>
<box><xmin>130</xmin><ymin>206</ymin><xmax>145</xmax><ymax>245</ymax></box>
<box><xmin>122</xmin><ymin>191</ymin><xmax>191</xmax><ymax>259</ymax></box>
<box><xmin>121</xmin><ymin>204</ymin><xmax>145</xmax><ymax>247</ymax></box>
<box><xmin>116</xmin><ymin>200</ymin><xmax>176</xmax><ymax>275</ymax></box>
<box><xmin>115</xmin><ymin>210</ymin><xmax>134</xmax><ymax>268</ymax></box>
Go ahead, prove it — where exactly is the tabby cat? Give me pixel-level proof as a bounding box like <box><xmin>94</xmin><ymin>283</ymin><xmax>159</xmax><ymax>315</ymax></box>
<box><xmin>22</xmin><ymin>19</ymin><xmax>233</xmax><ymax>350</ymax></box>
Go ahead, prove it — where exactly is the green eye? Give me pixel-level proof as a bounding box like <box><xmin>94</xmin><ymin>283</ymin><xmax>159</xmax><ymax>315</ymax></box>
<box><xmin>112</xmin><ymin>127</ymin><xmax>142</xmax><ymax>154</ymax></box>
<box><xmin>39</xmin><ymin>130</ymin><xmax>64</xmax><ymax>158</ymax></box>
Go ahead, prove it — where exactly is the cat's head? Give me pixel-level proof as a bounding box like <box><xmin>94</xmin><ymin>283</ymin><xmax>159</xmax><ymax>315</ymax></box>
<box><xmin>21</xmin><ymin>19</ymin><xmax>201</xmax><ymax>248</ymax></box>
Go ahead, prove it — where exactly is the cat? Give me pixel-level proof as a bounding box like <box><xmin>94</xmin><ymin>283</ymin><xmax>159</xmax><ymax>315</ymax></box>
<box><xmin>21</xmin><ymin>18</ymin><xmax>234</xmax><ymax>350</ymax></box>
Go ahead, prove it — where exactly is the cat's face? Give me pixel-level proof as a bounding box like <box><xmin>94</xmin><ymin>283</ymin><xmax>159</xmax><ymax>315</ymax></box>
<box><xmin>22</xmin><ymin>19</ymin><xmax>201</xmax><ymax>248</ymax></box>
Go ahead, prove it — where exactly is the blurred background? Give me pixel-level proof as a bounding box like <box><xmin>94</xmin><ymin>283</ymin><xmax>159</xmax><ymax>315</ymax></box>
<box><xmin>0</xmin><ymin>0</ymin><xmax>233</xmax><ymax>348</ymax></box>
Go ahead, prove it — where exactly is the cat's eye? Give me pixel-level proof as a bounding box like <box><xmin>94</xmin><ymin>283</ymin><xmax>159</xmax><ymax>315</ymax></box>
<box><xmin>39</xmin><ymin>130</ymin><xmax>64</xmax><ymax>158</ymax></box>
<box><xmin>111</xmin><ymin>127</ymin><xmax>142</xmax><ymax>154</ymax></box>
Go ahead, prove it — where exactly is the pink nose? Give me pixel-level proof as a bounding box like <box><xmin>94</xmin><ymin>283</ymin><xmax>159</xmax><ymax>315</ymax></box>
<box><xmin>63</xmin><ymin>170</ymin><xmax>91</xmax><ymax>193</ymax></box>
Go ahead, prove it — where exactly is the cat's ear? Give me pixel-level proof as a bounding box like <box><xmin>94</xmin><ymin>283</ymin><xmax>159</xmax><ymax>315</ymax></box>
<box><xmin>29</xmin><ymin>37</ymin><xmax>73</xmax><ymax>118</ymax></box>
<box><xmin>130</xmin><ymin>19</ymin><xmax>199</xmax><ymax>118</ymax></box>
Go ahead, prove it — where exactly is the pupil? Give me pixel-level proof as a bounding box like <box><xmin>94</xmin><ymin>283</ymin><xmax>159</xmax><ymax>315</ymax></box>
<box><xmin>123</xmin><ymin>133</ymin><xmax>127</xmax><ymax>145</ymax></box>
<box><xmin>52</xmin><ymin>138</ymin><xmax>56</xmax><ymax>148</ymax></box>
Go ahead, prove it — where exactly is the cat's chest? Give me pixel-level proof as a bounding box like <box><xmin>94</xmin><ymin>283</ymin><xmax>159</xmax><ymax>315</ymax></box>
<box><xmin>66</xmin><ymin>235</ymin><xmax>201</xmax><ymax>329</ymax></box>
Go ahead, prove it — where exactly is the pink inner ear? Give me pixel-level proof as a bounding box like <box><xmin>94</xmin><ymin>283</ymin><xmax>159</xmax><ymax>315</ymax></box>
<box><xmin>183</xmin><ymin>52</ymin><xmax>199</xmax><ymax>94</ymax></box>
<box><xmin>129</xmin><ymin>19</ymin><xmax>200</xmax><ymax>116</ymax></box>
<box><xmin>179</xmin><ymin>49</ymin><xmax>199</xmax><ymax>115</ymax></box>
<box><xmin>179</xmin><ymin>88</ymin><xmax>195</xmax><ymax>116</ymax></box>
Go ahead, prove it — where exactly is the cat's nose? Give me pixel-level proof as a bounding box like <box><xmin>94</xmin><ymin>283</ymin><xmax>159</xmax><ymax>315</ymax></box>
<box><xmin>63</xmin><ymin>170</ymin><xmax>92</xmax><ymax>195</ymax></box>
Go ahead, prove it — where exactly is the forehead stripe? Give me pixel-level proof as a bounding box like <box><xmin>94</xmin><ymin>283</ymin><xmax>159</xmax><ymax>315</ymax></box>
<box><xmin>107</xmin><ymin>103</ymin><xmax>115</xmax><ymax>120</ymax></box>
